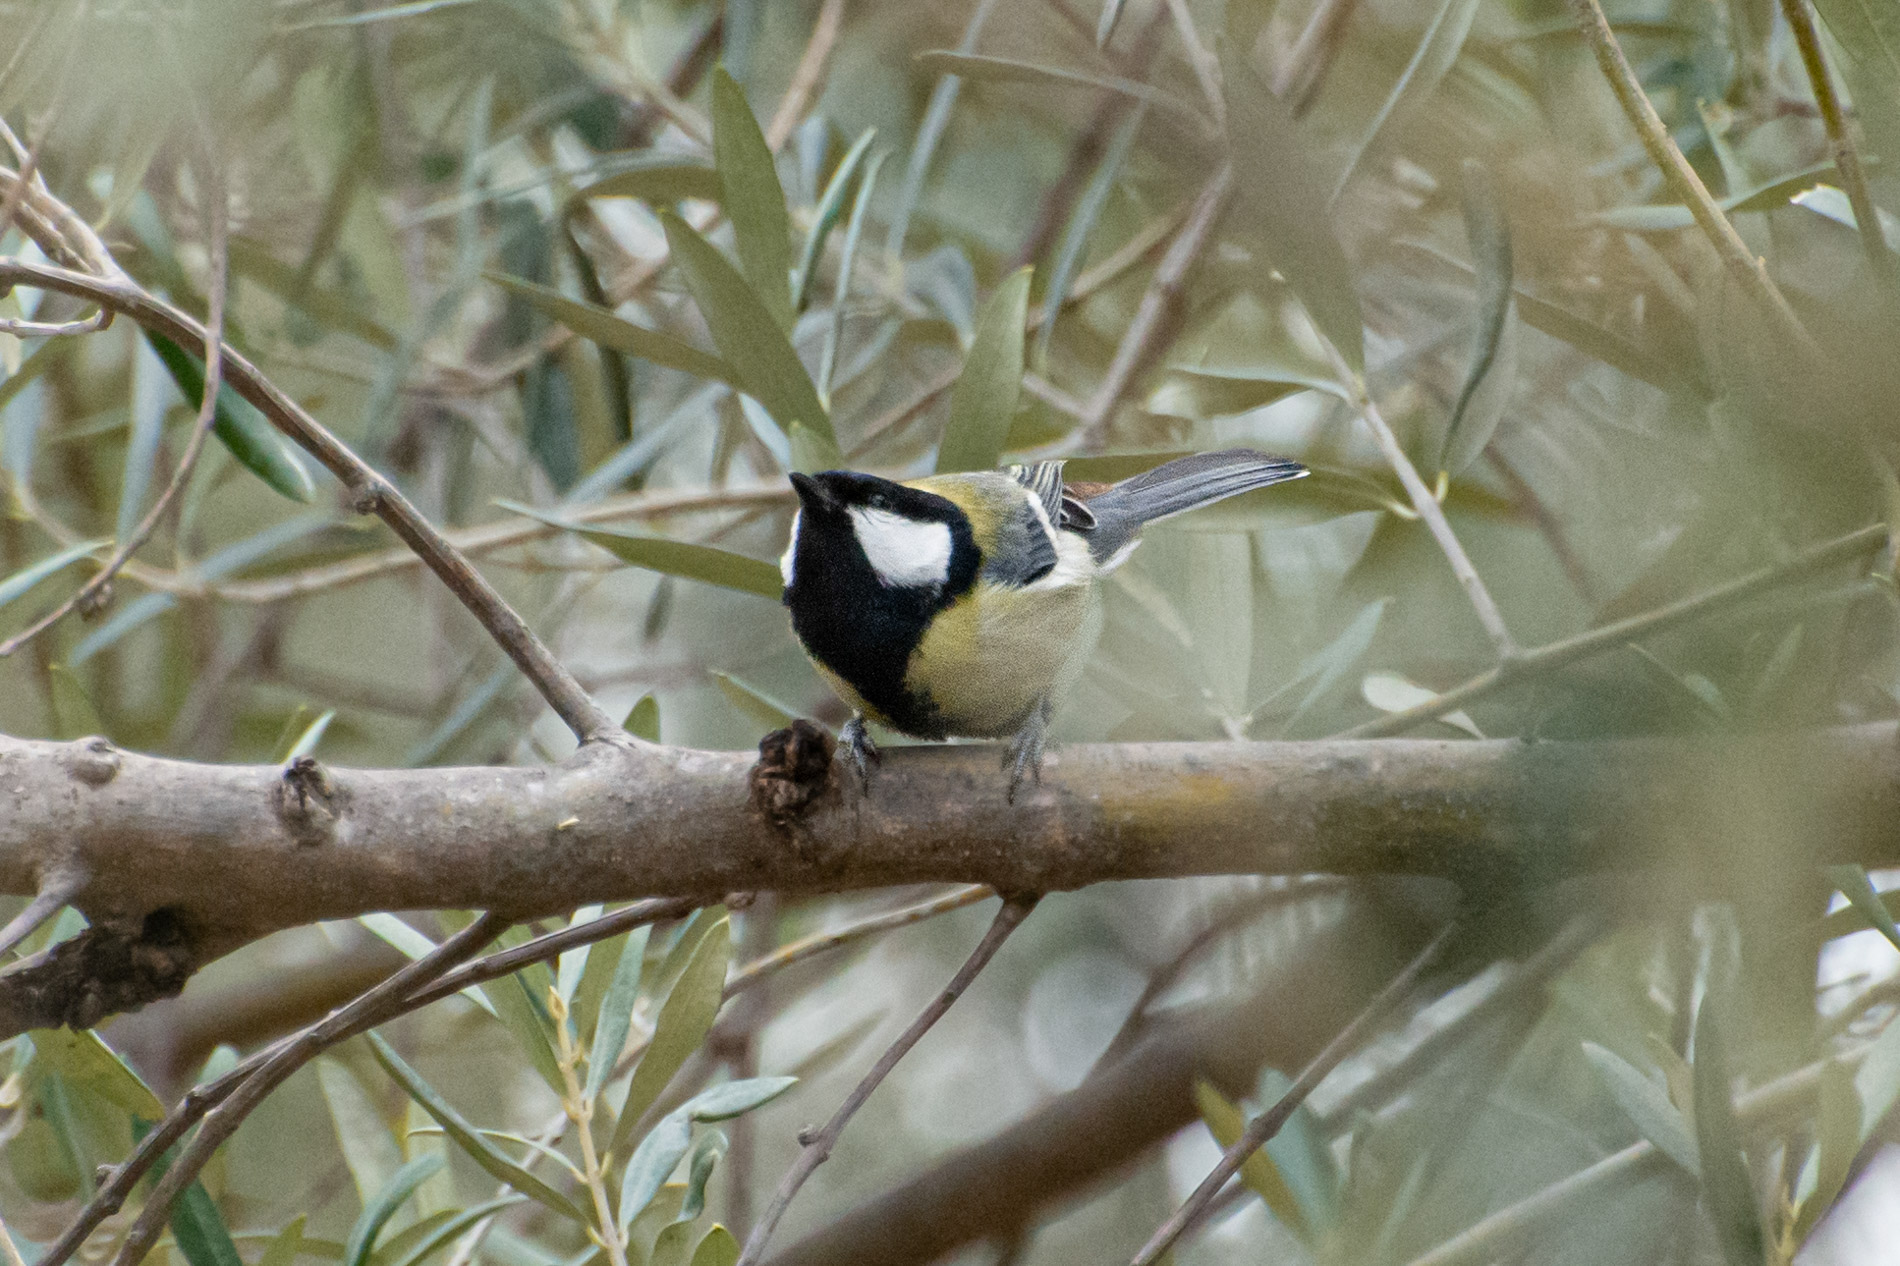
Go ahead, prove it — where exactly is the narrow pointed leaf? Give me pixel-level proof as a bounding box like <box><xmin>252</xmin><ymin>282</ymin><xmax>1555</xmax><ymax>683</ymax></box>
<box><xmin>660</xmin><ymin>212</ymin><xmax>832</xmax><ymax>445</ymax></box>
<box><xmin>1220</xmin><ymin>46</ymin><xmax>1363</xmax><ymax>372</ymax></box>
<box><xmin>1441</xmin><ymin>158</ymin><xmax>1515</xmax><ymax>476</ymax></box>
<box><xmin>343</xmin><ymin>1155</ymin><xmax>444</xmax><ymax>1266</ymax></box>
<box><xmin>28</xmin><ymin>1028</ymin><xmax>164</xmax><ymax>1119</ymax></box>
<box><xmin>0</xmin><ymin>541</ymin><xmax>105</xmax><ymax>613</ymax></box>
<box><xmin>487</xmin><ymin>274</ymin><xmax>737</xmax><ymax>386</ymax></box>
<box><xmin>691</xmin><ymin>1227</ymin><xmax>739</xmax><ymax>1266</ymax></box>
<box><xmin>256</xmin><ymin>1216</ymin><xmax>307</xmax><ymax>1266</ymax></box>
<box><xmin>624</xmin><ymin>694</ymin><xmax>661</xmax><ymax>742</ymax></box>
<box><xmin>575</xmin><ymin>161</ymin><xmax>723</xmax><ymax>207</ymax></box>
<box><xmin>171</xmin><ymin>1174</ymin><xmax>247</xmax><ymax>1266</ymax></box>
<box><xmin>1691</xmin><ymin>1004</ymin><xmax>1766</xmax><ymax>1266</ymax></box>
<box><xmin>681</xmin><ymin>1076</ymin><xmax>798</xmax><ymax>1122</ymax></box>
<box><xmin>913</xmin><ymin>51</ymin><xmax>1199</xmax><ymax>121</ymax></box>
<box><xmin>1825</xmin><ymin>865</ymin><xmax>1900</xmax><ymax>954</ymax></box>
<box><xmin>1332</xmin><ymin>0</ymin><xmax>1482</xmax><ymax>202</ymax></box>
<box><xmin>1196</xmin><ymin>1080</ymin><xmax>1307</xmax><ymax>1237</ymax></box>
<box><xmin>678</xmin><ymin>1128</ymin><xmax>726</xmax><ymax>1222</ymax></box>
<box><xmin>711</xmin><ymin>671</ymin><xmax>801</xmax><ymax>731</ymax></box>
<box><xmin>585</xmin><ymin>924</ymin><xmax>653</xmax><ymax>1101</ymax></box>
<box><xmin>937</xmin><ymin>267</ymin><xmax>1032</xmax><ymax>473</ymax></box>
<box><xmin>1037</xmin><ymin>104</ymin><xmax>1143</xmax><ymax>369</ymax></box>
<box><xmin>607</xmin><ymin>915</ymin><xmax>733</xmax><ymax>1157</ymax></box>
<box><xmin>497</xmin><ymin>501</ymin><xmax>782</xmax><ymax>598</ymax></box>
<box><xmin>145</xmin><ymin>333</ymin><xmax>316</xmax><ymax>503</ymax></box>
<box><xmin>366</xmin><ymin>1032</ymin><xmax>591</xmax><ymax>1225</ymax></box>
<box><xmin>1582</xmin><ymin>1042</ymin><xmax>1700</xmax><ymax>1175</ymax></box>
<box><xmin>794</xmin><ymin>128</ymin><xmax>877</xmax><ymax>313</ymax></box>
<box><xmin>712</xmin><ymin>68</ymin><xmax>794</xmax><ymax>331</ymax></box>
<box><xmin>618</xmin><ymin>1113</ymin><xmax>693</xmax><ymax>1234</ymax></box>
<box><xmin>380</xmin><ymin>1199</ymin><xmax>522</xmax><ymax>1266</ymax></box>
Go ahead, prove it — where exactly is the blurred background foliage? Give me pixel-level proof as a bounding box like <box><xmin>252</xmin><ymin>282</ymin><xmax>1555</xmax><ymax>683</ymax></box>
<box><xmin>1</xmin><ymin>0</ymin><xmax>1900</xmax><ymax>1262</ymax></box>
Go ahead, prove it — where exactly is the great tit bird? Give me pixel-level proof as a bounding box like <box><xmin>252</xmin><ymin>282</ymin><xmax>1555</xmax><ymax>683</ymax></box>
<box><xmin>780</xmin><ymin>448</ymin><xmax>1308</xmax><ymax>798</ymax></box>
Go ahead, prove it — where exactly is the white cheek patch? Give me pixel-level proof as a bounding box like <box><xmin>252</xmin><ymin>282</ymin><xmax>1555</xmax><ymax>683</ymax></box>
<box><xmin>849</xmin><ymin>507</ymin><xmax>953</xmax><ymax>588</ymax></box>
<box><xmin>779</xmin><ymin>511</ymin><xmax>801</xmax><ymax>586</ymax></box>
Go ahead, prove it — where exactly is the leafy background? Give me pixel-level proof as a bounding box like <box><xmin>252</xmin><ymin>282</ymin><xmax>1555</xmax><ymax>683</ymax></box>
<box><xmin>0</xmin><ymin>0</ymin><xmax>1899</xmax><ymax>1263</ymax></box>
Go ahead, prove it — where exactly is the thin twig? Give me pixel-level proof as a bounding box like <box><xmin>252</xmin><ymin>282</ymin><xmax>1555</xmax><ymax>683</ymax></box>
<box><xmin>1567</xmin><ymin>0</ymin><xmax>1821</xmax><ymax>361</ymax></box>
<box><xmin>1077</xmin><ymin>165</ymin><xmax>1232</xmax><ymax>449</ymax></box>
<box><xmin>1343</xmin><ymin>522</ymin><xmax>1887</xmax><ymax>737</ymax></box>
<box><xmin>0</xmin><ymin>256</ymin><xmax>622</xmax><ymax>746</ymax></box>
<box><xmin>1091</xmin><ymin>879</ymin><xmax>1350</xmax><ymax>1076</ymax></box>
<box><xmin>723</xmin><ymin>885</ymin><xmax>994</xmax><ymax>999</ymax></box>
<box><xmin>551</xmin><ymin>991</ymin><xmax>631</xmax><ymax>1266</ymax></box>
<box><xmin>1130</xmin><ymin>919</ymin><xmax>1461</xmax><ymax>1265</ymax></box>
<box><xmin>0</xmin><ymin>870</ymin><xmax>82</xmax><ymax>960</ymax></box>
<box><xmin>0</xmin><ymin>160</ymin><xmax>231</xmax><ymax>658</ymax></box>
<box><xmin>1778</xmin><ymin>0</ymin><xmax>1897</xmax><ymax>288</ymax></box>
<box><xmin>737</xmin><ymin>892</ymin><xmax>1042</xmax><ymax>1266</ymax></box>
<box><xmin>722</xmin><ymin>893</ymin><xmax>780</xmax><ymax>1238</ymax></box>
<box><xmin>45</xmin><ymin>913</ymin><xmax>513</xmax><ymax>1266</ymax></box>
<box><xmin>1273</xmin><ymin>0</ymin><xmax>1363</xmax><ymax>114</ymax></box>
<box><xmin>1401</xmin><ymin>1043</ymin><xmax>1866</xmax><ymax>1266</ymax></box>
<box><xmin>764</xmin><ymin>0</ymin><xmax>845</xmax><ymax>151</ymax></box>
<box><xmin>1164</xmin><ymin>0</ymin><xmax>1223</xmax><ymax>124</ymax></box>
<box><xmin>1354</xmin><ymin>388</ymin><xmax>1519</xmax><ymax>659</ymax></box>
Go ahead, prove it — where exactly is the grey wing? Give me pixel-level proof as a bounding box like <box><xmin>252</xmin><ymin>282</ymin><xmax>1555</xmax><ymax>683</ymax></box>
<box><xmin>1007</xmin><ymin>461</ymin><xmax>1067</xmax><ymax>523</ymax></box>
<box><xmin>980</xmin><ymin>480</ymin><xmax>1060</xmax><ymax>587</ymax></box>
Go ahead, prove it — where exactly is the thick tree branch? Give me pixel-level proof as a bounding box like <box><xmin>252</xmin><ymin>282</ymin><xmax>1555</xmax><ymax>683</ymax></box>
<box><xmin>1</xmin><ymin>724</ymin><xmax>1896</xmax><ymax>1035</ymax></box>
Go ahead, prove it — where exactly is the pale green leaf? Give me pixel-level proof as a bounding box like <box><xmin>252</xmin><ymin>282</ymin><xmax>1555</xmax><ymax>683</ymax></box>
<box><xmin>1692</xmin><ymin>1004</ymin><xmax>1766</xmax><ymax>1266</ymax></box>
<box><xmin>366</xmin><ymin>1032</ymin><xmax>591</xmax><ymax>1225</ymax></box>
<box><xmin>585</xmin><ymin>924</ymin><xmax>653</xmax><ymax>1102</ymax></box>
<box><xmin>711</xmin><ymin>671</ymin><xmax>801</xmax><ymax>731</ymax></box>
<box><xmin>486</xmin><ymin>274</ymin><xmax>737</xmax><ymax>387</ymax></box>
<box><xmin>145</xmin><ymin>333</ymin><xmax>316</xmax><ymax>503</ymax></box>
<box><xmin>661</xmin><ymin>212</ymin><xmax>832</xmax><ymax>446</ymax></box>
<box><xmin>1220</xmin><ymin>45</ymin><xmax>1364</xmax><ymax>372</ymax></box>
<box><xmin>1826</xmin><ymin>865</ymin><xmax>1900</xmax><ymax>955</ymax></box>
<box><xmin>618</xmin><ymin>1113</ymin><xmax>692</xmax><ymax>1235</ymax></box>
<box><xmin>690</xmin><ymin>1226</ymin><xmax>740</xmax><ymax>1266</ymax></box>
<box><xmin>1581</xmin><ymin>1042</ymin><xmax>1700</xmax><ymax>1175</ymax></box>
<box><xmin>344</xmin><ymin>1156</ymin><xmax>444</xmax><ymax>1266</ymax></box>
<box><xmin>937</xmin><ymin>267</ymin><xmax>1032</xmax><ymax>473</ymax></box>
<box><xmin>575</xmin><ymin>161</ymin><xmax>722</xmax><ymax>208</ymax></box>
<box><xmin>712</xmin><ymin>68</ymin><xmax>794</xmax><ymax>331</ymax></box>
<box><xmin>28</xmin><ymin>1028</ymin><xmax>163</xmax><ymax>1119</ymax></box>
<box><xmin>1442</xmin><ymin>158</ymin><xmax>1515</xmax><ymax>476</ymax></box>
<box><xmin>1333</xmin><ymin>0</ymin><xmax>1482</xmax><ymax>203</ymax></box>
<box><xmin>607</xmin><ymin>914</ymin><xmax>733</xmax><ymax>1156</ymax></box>
<box><xmin>795</xmin><ymin>127</ymin><xmax>877</xmax><ymax>314</ymax></box>
<box><xmin>0</xmin><ymin>541</ymin><xmax>105</xmax><ymax>614</ymax></box>
<box><xmin>318</xmin><ymin>1057</ymin><xmax>405</xmax><ymax>1205</ymax></box>
<box><xmin>1036</xmin><ymin>105</ymin><xmax>1143</xmax><ymax>369</ymax></box>
<box><xmin>913</xmin><ymin>51</ymin><xmax>1200</xmax><ymax>122</ymax></box>
<box><xmin>497</xmin><ymin>501</ymin><xmax>782</xmax><ymax>598</ymax></box>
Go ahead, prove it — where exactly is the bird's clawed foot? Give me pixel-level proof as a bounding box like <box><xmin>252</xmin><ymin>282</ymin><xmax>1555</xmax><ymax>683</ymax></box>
<box><xmin>1003</xmin><ymin>702</ymin><xmax>1052</xmax><ymax>803</ymax></box>
<box><xmin>840</xmin><ymin>714</ymin><xmax>881</xmax><ymax>795</ymax></box>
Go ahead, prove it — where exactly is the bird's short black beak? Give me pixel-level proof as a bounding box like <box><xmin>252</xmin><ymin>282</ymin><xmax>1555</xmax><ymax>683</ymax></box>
<box><xmin>789</xmin><ymin>471</ymin><xmax>838</xmax><ymax>514</ymax></box>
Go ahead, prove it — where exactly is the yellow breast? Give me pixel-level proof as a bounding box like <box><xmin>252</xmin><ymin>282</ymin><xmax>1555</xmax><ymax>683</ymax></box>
<box><xmin>906</xmin><ymin>570</ymin><xmax>1101</xmax><ymax>738</ymax></box>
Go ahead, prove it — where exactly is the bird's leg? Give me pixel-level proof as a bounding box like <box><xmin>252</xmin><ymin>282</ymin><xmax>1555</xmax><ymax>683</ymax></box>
<box><xmin>840</xmin><ymin>713</ymin><xmax>881</xmax><ymax>794</ymax></box>
<box><xmin>1003</xmin><ymin>698</ymin><xmax>1053</xmax><ymax>803</ymax></box>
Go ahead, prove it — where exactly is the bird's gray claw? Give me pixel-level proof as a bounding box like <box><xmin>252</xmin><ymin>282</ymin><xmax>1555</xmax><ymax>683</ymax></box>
<box><xmin>1003</xmin><ymin>704</ymin><xmax>1050</xmax><ymax>804</ymax></box>
<box><xmin>840</xmin><ymin>715</ymin><xmax>880</xmax><ymax>795</ymax></box>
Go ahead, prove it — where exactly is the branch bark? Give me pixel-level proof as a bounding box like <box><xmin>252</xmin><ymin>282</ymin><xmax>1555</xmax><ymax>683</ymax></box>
<box><xmin>1</xmin><ymin>724</ymin><xmax>1896</xmax><ymax>1035</ymax></box>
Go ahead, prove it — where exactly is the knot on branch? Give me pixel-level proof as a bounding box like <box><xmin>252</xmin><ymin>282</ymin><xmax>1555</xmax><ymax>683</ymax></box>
<box><xmin>275</xmin><ymin>757</ymin><xmax>342</xmax><ymax>844</ymax></box>
<box><xmin>0</xmin><ymin>909</ymin><xmax>196</xmax><ymax>1032</ymax></box>
<box><xmin>65</xmin><ymin>737</ymin><xmax>120</xmax><ymax>786</ymax></box>
<box><xmin>749</xmin><ymin>720</ymin><xmax>836</xmax><ymax>827</ymax></box>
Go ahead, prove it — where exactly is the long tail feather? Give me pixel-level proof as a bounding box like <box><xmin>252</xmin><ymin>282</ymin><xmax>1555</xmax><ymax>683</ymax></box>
<box><xmin>1076</xmin><ymin>449</ymin><xmax>1306</xmax><ymax>561</ymax></box>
